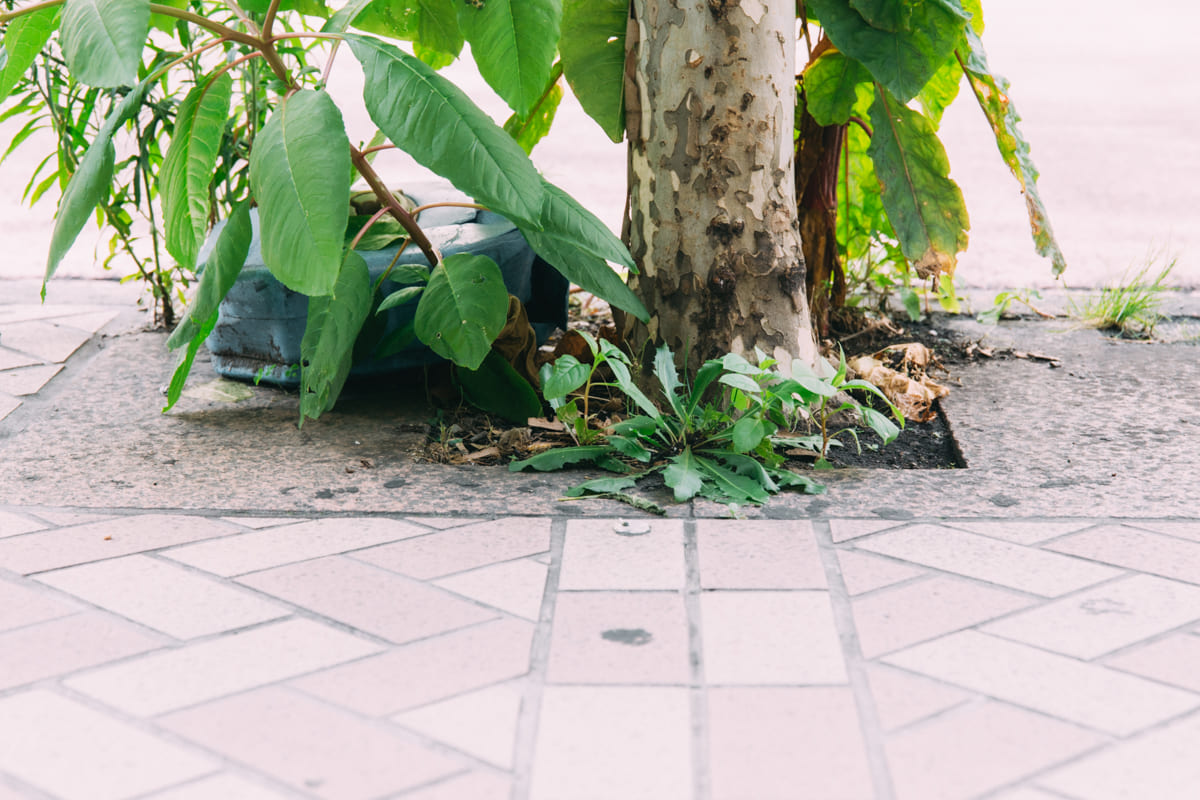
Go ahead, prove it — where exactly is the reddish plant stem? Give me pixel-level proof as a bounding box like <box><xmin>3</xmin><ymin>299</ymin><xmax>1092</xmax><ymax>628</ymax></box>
<box><xmin>349</xmin><ymin>146</ymin><xmax>440</xmax><ymax>268</ymax></box>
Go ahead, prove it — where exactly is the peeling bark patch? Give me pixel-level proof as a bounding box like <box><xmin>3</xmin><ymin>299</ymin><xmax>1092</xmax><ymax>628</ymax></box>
<box><xmin>707</xmin><ymin>0</ymin><xmax>730</xmax><ymax>21</ymax></box>
<box><xmin>740</xmin><ymin>91</ymin><xmax>754</xmax><ymax>111</ymax></box>
<box><xmin>778</xmin><ymin>264</ymin><xmax>805</xmax><ymax>298</ymax></box>
<box><xmin>706</xmin><ymin>214</ymin><xmax>744</xmax><ymax>246</ymax></box>
<box><xmin>709</xmin><ymin>265</ymin><xmax>736</xmax><ymax>295</ymax></box>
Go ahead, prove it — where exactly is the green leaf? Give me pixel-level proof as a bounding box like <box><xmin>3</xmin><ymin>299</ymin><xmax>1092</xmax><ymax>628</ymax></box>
<box><xmin>249</xmin><ymin>90</ymin><xmax>351</xmax><ymax>297</ymax></box>
<box><xmin>44</xmin><ymin>81</ymin><xmax>149</xmax><ymax>293</ymax></box>
<box><xmin>604</xmin><ymin>353</ymin><xmax>660</xmax><ymax>419</ymax></box>
<box><xmin>322</xmin><ymin>0</ymin><xmax>377</xmax><ymax>32</ymax></box>
<box><xmin>867</xmin><ymin>85</ymin><xmax>968</xmax><ymax>278</ymax></box>
<box><xmin>167</xmin><ymin>202</ymin><xmax>252</xmax><ymax>351</ymax></box>
<box><xmin>559</xmin><ymin>0</ymin><xmax>625</xmax><ymax>142</ymax></box>
<box><xmin>503</xmin><ymin>79</ymin><xmax>563</xmax><ymax>155</ymax></box>
<box><xmin>377</xmin><ymin>285</ymin><xmax>424</xmax><ymax>312</ymax></box>
<box><xmin>0</xmin><ymin>6</ymin><xmax>60</xmax><ymax>103</ymax></box>
<box><xmin>917</xmin><ymin>53</ymin><xmax>963</xmax><ymax>127</ymax></box>
<box><xmin>663</xmin><ymin>448</ymin><xmax>704</xmax><ymax>502</ymax></box>
<box><xmin>375</xmin><ymin>321</ymin><xmax>416</xmax><ymax>357</ymax></box>
<box><xmin>346</xmin><ymin>34</ymin><xmax>545</xmax><ymax>226</ymax></box>
<box><xmin>719</xmin><ymin>373</ymin><xmax>761</xmax><ymax>394</ymax></box>
<box><xmin>414</xmin><ymin>42</ymin><xmax>457</xmax><ymax>70</ymax></box>
<box><xmin>345</xmin><ymin>0</ymin><xmax>417</xmax><ymax>38</ymax></box>
<box><xmin>731</xmin><ymin>415</ymin><xmax>769</xmax><ymax>454</ymax></box>
<box><xmin>60</xmin><ymin>0</ymin><xmax>149</xmax><ymax>88</ymax></box>
<box><xmin>388</xmin><ymin>264</ymin><xmax>431</xmax><ymax>284</ymax></box>
<box><xmin>607</xmin><ymin>434</ymin><xmax>652</xmax><ymax>462</ymax></box>
<box><xmin>160</xmin><ymin>73</ymin><xmax>232</xmax><ymax>272</ymax></box>
<box><xmin>509</xmin><ymin>444</ymin><xmax>613</xmax><ymax>471</ymax></box>
<box><xmin>299</xmin><ymin>251</ymin><xmax>372</xmax><ymax>424</ymax></box>
<box><xmin>541</xmin><ymin>354</ymin><xmax>590</xmax><ymax>401</ymax></box>
<box><xmin>565</xmin><ymin>475</ymin><xmax>638</xmax><ymax>497</ymax></box>
<box><xmin>533</xmin><ymin>179</ymin><xmax>633</xmax><ymax>268</ymax></box>
<box><xmin>959</xmin><ymin>29</ymin><xmax>1065</xmax><ymax>276</ymax></box>
<box><xmin>847</xmin><ymin>0</ymin><xmax>911</xmax><ymax>31</ymax></box>
<box><xmin>457</xmin><ymin>351</ymin><xmax>542</xmax><ymax>423</ymax></box>
<box><xmin>860</xmin><ymin>405</ymin><xmax>901</xmax><ymax>444</ymax></box>
<box><xmin>694</xmin><ymin>455</ymin><xmax>770</xmax><ymax>504</ymax></box>
<box><xmin>416</xmin><ymin>0</ymin><xmax>463</xmax><ymax>58</ymax></box>
<box><xmin>805</xmin><ymin>0</ymin><xmax>968</xmax><ymax>102</ymax></box>
<box><xmin>683</xmin><ymin>359</ymin><xmax>725</xmax><ymax>418</ymax></box>
<box><xmin>652</xmin><ymin>344</ymin><xmax>684</xmax><ymax>417</ymax></box>
<box><xmin>163</xmin><ymin>310</ymin><xmax>216</xmax><ymax>412</ymax></box>
<box><xmin>803</xmin><ymin>50</ymin><xmax>870</xmax><ymax>126</ymax></box>
<box><xmin>458</xmin><ymin>0</ymin><xmax>560</xmax><ymax>117</ymax></box>
<box><xmin>241</xmin><ymin>0</ymin><xmax>328</xmax><ymax>14</ymax></box>
<box><xmin>413</xmin><ymin>253</ymin><xmax>508</xmax><ymax>370</ymax></box>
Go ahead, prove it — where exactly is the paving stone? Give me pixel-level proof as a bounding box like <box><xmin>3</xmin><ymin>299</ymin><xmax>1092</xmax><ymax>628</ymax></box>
<box><xmin>0</xmin><ymin>321</ymin><xmax>91</xmax><ymax>362</ymax></box>
<box><xmin>27</xmin><ymin>511</ymin><xmax>111</xmax><ymax>526</ymax></box>
<box><xmin>0</xmin><ymin>364</ymin><xmax>60</xmax><ymax>396</ymax></box>
<box><xmin>398</xmin><ymin>772</ymin><xmax>511</xmax><ymax>800</ymax></box>
<box><xmin>239</xmin><ymin>556</ymin><xmax>498</xmax><ymax>643</ymax></box>
<box><xmin>1038</xmin><ymin>708</ymin><xmax>1200</xmax><ymax>800</ymax></box>
<box><xmin>163</xmin><ymin>517</ymin><xmax>427</xmax><ymax>577</ymax></box>
<box><xmin>0</xmin><ymin>304</ymin><xmax>107</xmax><ymax>324</ymax></box>
<box><xmin>0</xmin><ymin>514</ymin><xmax>239</xmax><ymax>574</ymax></box>
<box><xmin>1131</xmin><ymin>520</ymin><xmax>1200</xmax><ymax>542</ymax></box>
<box><xmin>1048</xmin><ymin>524</ymin><xmax>1200</xmax><ymax>584</ymax></box>
<box><xmin>946</xmin><ymin>520</ymin><xmax>1093</xmax><ymax>545</ymax></box>
<box><xmin>1104</xmin><ymin>633</ymin><xmax>1200</xmax><ymax>692</ymax></box>
<box><xmin>52</xmin><ymin>309</ymin><xmax>119</xmax><ymax>334</ymax></box>
<box><xmin>853</xmin><ymin>575</ymin><xmax>1033</xmax><ymax>658</ymax></box>
<box><xmin>0</xmin><ymin>346</ymin><xmax>39</xmax><ymax>371</ymax></box>
<box><xmin>0</xmin><ymin>394</ymin><xmax>18</xmax><ymax>422</ymax></box>
<box><xmin>0</xmin><ymin>574</ymin><xmax>79</xmax><ymax>632</ymax></box>
<box><xmin>221</xmin><ymin>516</ymin><xmax>309</xmax><ymax>530</ymax></box>
<box><xmin>162</xmin><ymin>686</ymin><xmax>462</xmax><ymax>800</ymax></box>
<box><xmin>986</xmin><ymin>788</ymin><xmax>1070</xmax><ymax>800</ymax></box>
<box><xmin>145</xmin><ymin>774</ymin><xmax>295</xmax><ymax>799</ymax></box>
<box><xmin>983</xmin><ymin>574</ymin><xmax>1200</xmax><ymax>658</ymax></box>
<box><xmin>65</xmin><ymin>617</ymin><xmax>383</xmax><ymax>716</ymax></box>
<box><xmin>558</xmin><ymin>518</ymin><xmax>685</xmax><ymax>590</ymax></box>
<box><xmin>0</xmin><ymin>780</ymin><xmax>31</xmax><ymax>800</ymax></box>
<box><xmin>886</xmin><ymin>701</ymin><xmax>1104</xmax><ymax>800</ymax></box>
<box><xmin>547</xmin><ymin>592</ymin><xmax>689</xmax><ymax>684</ymax></box>
<box><xmin>0</xmin><ymin>690</ymin><xmax>215</xmax><ymax>800</ymax></box>
<box><xmin>36</xmin><ymin>554</ymin><xmax>290</xmax><ymax>639</ymax></box>
<box><xmin>530</xmin><ymin>686</ymin><xmax>691</xmax><ymax>800</ymax></box>
<box><xmin>866</xmin><ymin>664</ymin><xmax>971</xmax><ymax>731</ymax></box>
<box><xmin>695</xmin><ymin>519</ymin><xmax>825</xmax><ymax>589</ymax></box>
<box><xmin>836</xmin><ymin>550</ymin><xmax>926</xmax><ymax>595</ymax></box>
<box><xmin>702</xmin><ymin>591</ymin><xmax>846</xmax><ymax>685</ymax></box>
<box><xmin>405</xmin><ymin>516</ymin><xmax>486</xmax><ymax>529</ymax></box>
<box><xmin>435</xmin><ymin>557</ymin><xmax>547</xmax><ymax>620</ymax></box>
<box><xmin>0</xmin><ymin>611</ymin><xmax>164</xmax><ymax>690</ymax></box>
<box><xmin>708</xmin><ymin>687</ymin><xmax>873</xmax><ymax>800</ymax></box>
<box><xmin>291</xmin><ymin>617</ymin><xmax>533</xmax><ymax>715</ymax></box>
<box><xmin>393</xmin><ymin>680</ymin><xmax>524</xmax><ymax>768</ymax></box>
<box><xmin>0</xmin><ymin>511</ymin><xmax>47</xmax><ymax>538</ymax></box>
<box><xmin>354</xmin><ymin>517</ymin><xmax>551</xmax><ymax>579</ymax></box>
<box><xmin>829</xmin><ymin>519</ymin><xmax>903</xmax><ymax>543</ymax></box>
<box><xmin>857</xmin><ymin>524</ymin><xmax>1122</xmax><ymax>596</ymax></box>
<box><xmin>884</xmin><ymin>630</ymin><xmax>1200</xmax><ymax>736</ymax></box>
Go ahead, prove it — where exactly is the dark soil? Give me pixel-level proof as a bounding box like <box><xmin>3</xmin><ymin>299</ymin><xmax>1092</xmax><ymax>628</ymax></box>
<box><xmin>822</xmin><ymin>403</ymin><xmax>964</xmax><ymax>470</ymax></box>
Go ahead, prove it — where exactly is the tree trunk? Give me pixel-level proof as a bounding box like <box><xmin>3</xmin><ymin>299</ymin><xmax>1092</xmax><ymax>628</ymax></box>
<box><xmin>617</xmin><ymin>0</ymin><xmax>818</xmax><ymax>373</ymax></box>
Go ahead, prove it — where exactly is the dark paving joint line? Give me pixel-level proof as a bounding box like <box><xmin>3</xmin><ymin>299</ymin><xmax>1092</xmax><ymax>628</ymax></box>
<box><xmin>683</xmin><ymin>520</ymin><xmax>712</xmax><ymax>800</ymax></box>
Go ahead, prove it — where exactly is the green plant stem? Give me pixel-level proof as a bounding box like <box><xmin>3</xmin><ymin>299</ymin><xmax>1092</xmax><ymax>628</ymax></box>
<box><xmin>412</xmin><ymin>201</ymin><xmax>488</xmax><ymax>217</ymax></box>
<box><xmin>0</xmin><ymin>0</ymin><xmax>61</xmax><ymax>23</ymax></box>
<box><xmin>261</xmin><ymin>0</ymin><xmax>281</xmax><ymax>41</ymax></box>
<box><xmin>349</xmin><ymin>146</ymin><xmax>440</xmax><ymax>267</ymax></box>
<box><xmin>348</xmin><ymin>207</ymin><xmax>390</xmax><ymax>251</ymax></box>
<box><xmin>146</xmin><ymin>4</ymin><xmax>294</xmax><ymax>88</ymax></box>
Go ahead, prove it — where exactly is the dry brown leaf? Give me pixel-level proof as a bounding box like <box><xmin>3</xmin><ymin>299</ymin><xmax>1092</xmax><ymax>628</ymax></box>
<box><xmin>528</xmin><ymin>417</ymin><xmax>566</xmax><ymax>432</ymax></box>
<box><xmin>465</xmin><ymin>446</ymin><xmax>500</xmax><ymax>461</ymax></box>
<box><xmin>847</xmin><ymin>355</ymin><xmax>949</xmax><ymax>423</ymax></box>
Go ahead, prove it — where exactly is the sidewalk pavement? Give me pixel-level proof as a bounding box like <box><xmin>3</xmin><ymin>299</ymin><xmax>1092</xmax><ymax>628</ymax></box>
<box><xmin>2</xmin><ymin>288</ymin><xmax>1200</xmax><ymax>800</ymax></box>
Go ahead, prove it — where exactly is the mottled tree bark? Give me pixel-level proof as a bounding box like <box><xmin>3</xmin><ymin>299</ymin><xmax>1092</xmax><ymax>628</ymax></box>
<box><xmin>618</xmin><ymin>0</ymin><xmax>818</xmax><ymax>373</ymax></box>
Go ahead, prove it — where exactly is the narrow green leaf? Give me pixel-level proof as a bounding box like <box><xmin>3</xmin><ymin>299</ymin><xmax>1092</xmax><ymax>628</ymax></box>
<box><xmin>346</xmin><ymin>34</ymin><xmax>544</xmax><ymax>225</ymax></box>
<box><xmin>652</xmin><ymin>344</ymin><xmax>684</xmax><ymax>417</ymax></box>
<box><xmin>684</xmin><ymin>359</ymin><xmax>725</xmax><ymax>418</ymax></box>
<box><xmin>167</xmin><ymin>202</ymin><xmax>252</xmax><ymax>351</ymax></box>
<box><xmin>719</xmin><ymin>373</ymin><xmax>761</xmax><ymax>394</ymax></box>
<box><xmin>559</xmin><ymin>0</ymin><xmax>625</xmax><ymax>142</ymax></box>
<box><xmin>416</xmin><ymin>0</ymin><xmax>463</xmax><ymax>58</ymax></box>
<box><xmin>387</xmin><ymin>264</ymin><xmax>431</xmax><ymax>284</ymax></box>
<box><xmin>860</xmin><ymin>405</ymin><xmax>901</xmax><ymax>444</ymax></box>
<box><xmin>249</xmin><ymin>90</ymin><xmax>351</xmax><ymax>297</ymax></box>
<box><xmin>695</xmin><ymin>455</ymin><xmax>770</xmax><ymax>504</ymax></box>
<box><xmin>565</xmin><ymin>475</ymin><xmax>638</xmax><ymax>497</ymax></box>
<box><xmin>540</xmin><ymin>354</ymin><xmax>590</xmax><ymax>401</ymax></box>
<box><xmin>60</xmin><ymin>0</ymin><xmax>149</xmax><ymax>88</ymax></box>
<box><xmin>377</xmin><ymin>285</ymin><xmax>424</xmax><ymax>313</ymax></box>
<box><xmin>663</xmin><ymin>448</ymin><xmax>704</xmax><ymax>502</ymax></box>
<box><xmin>959</xmin><ymin>29</ymin><xmax>1065</xmax><ymax>275</ymax></box>
<box><xmin>458</xmin><ymin>0</ymin><xmax>560</xmax><ymax>117</ymax></box>
<box><xmin>457</xmin><ymin>350</ymin><xmax>541</xmax><ymax>423</ymax></box>
<box><xmin>0</xmin><ymin>6</ymin><xmax>60</xmax><ymax>102</ymax></box>
<box><xmin>607</xmin><ymin>434</ymin><xmax>652</xmax><ymax>462</ymax></box>
<box><xmin>803</xmin><ymin>50</ymin><xmax>870</xmax><ymax>126</ymax></box>
<box><xmin>867</xmin><ymin>85</ymin><xmax>969</xmax><ymax>278</ymax></box>
<box><xmin>161</xmin><ymin>73</ymin><xmax>233</xmax><ymax>271</ymax></box>
<box><xmin>163</xmin><ymin>310</ymin><xmax>216</xmax><ymax>412</ymax></box>
<box><xmin>299</xmin><ymin>251</ymin><xmax>372</xmax><ymax>424</ymax></box>
<box><xmin>509</xmin><ymin>444</ymin><xmax>613</xmax><ymax>471</ymax></box>
<box><xmin>503</xmin><ymin>79</ymin><xmax>563</xmax><ymax>154</ymax></box>
<box><xmin>413</xmin><ymin>253</ymin><xmax>508</xmax><ymax>370</ymax></box>
<box><xmin>536</xmin><ymin>177</ymin><xmax>632</xmax><ymax>268</ymax></box>
<box><xmin>604</xmin><ymin>355</ymin><xmax>660</xmax><ymax>419</ymax></box>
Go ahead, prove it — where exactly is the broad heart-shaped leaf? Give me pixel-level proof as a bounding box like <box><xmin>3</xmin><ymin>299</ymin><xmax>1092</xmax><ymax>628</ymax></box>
<box><xmin>867</xmin><ymin>85</ymin><xmax>969</xmax><ymax>278</ymax></box>
<box><xmin>663</xmin><ymin>448</ymin><xmax>704</xmax><ymax>502</ymax></box>
<box><xmin>848</xmin><ymin>0</ymin><xmax>911</xmax><ymax>32</ymax></box>
<box><xmin>559</xmin><ymin>0</ymin><xmax>625</xmax><ymax>142</ymax></box>
<box><xmin>60</xmin><ymin>0</ymin><xmax>149</xmax><ymax>88</ymax></box>
<box><xmin>805</xmin><ymin>0</ymin><xmax>968</xmax><ymax>103</ymax></box>
<box><xmin>160</xmin><ymin>73</ymin><xmax>232</xmax><ymax>272</ymax></box>
<box><xmin>249</xmin><ymin>90</ymin><xmax>351</xmax><ymax>297</ymax></box>
<box><xmin>44</xmin><ymin>81</ymin><xmax>149</xmax><ymax>294</ymax></box>
<box><xmin>803</xmin><ymin>50</ymin><xmax>871</xmax><ymax>127</ymax></box>
<box><xmin>730</xmin><ymin>415</ymin><xmax>771</xmax><ymax>454</ymax></box>
<box><xmin>458</xmin><ymin>0</ymin><xmax>560</xmax><ymax>117</ymax></box>
<box><xmin>541</xmin><ymin>354</ymin><xmax>590</xmax><ymax>401</ymax></box>
<box><xmin>504</xmin><ymin>79</ymin><xmax>563</xmax><ymax>155</ymax></box>
<box><xmin>300</xmin><ymin>251</ymin><xmax>372</xmax><ymax>424</ymax></box>
<box><xmin>346</xmin><ymin>34</ymin><xmax>544</xmax><ymax>226</ymax></box>
<box><xmin>916</xmin><ymin>52</ymin><xmax>963</xmax><ymax>127</ymax></box>
<box><xmin>508</xmin><ymin>444</ymin><xmax>613</xmax><ymax>472</ymax></box>
<box><xmin>167</xmin><ymin>202</ymin><xmax>252</xmax><ymax>352</ymax></box>
<box><xmin>416</xmin><ymin>0</ymin><xmax>463</xmax><ymax>59</ymax></box>
<box><xmin>0</xmin><ymin>6</ymin><xmax>60</xmax><ymax>103</ymax></box>
<box><xmin>414</xmin><ymin>253</ymin><xmax>508</xmax><ymax>370</ymax></box>
<box><xmin>960</xmin><ymin>29</ymin><xmax>1065</xmax><ymax>276</ymax></box>
<box><xmin>457</xmin><ymin>350</ymin><xmax>542</xmax><ymax>423</ymax></box>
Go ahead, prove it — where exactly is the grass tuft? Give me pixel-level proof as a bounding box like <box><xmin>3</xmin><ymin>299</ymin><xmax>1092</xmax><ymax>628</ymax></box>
<box><xmin>1068</xmin><ymin>259</ymin><xmax>1175</xmax><ymax>338</ymax></box>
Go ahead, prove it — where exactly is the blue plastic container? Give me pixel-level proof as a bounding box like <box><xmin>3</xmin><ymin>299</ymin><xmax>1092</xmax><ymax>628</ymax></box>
<box><xmin>202</xmin><ymin>181</ymin><xmax>568</xmax><ymax>387</ymax></box>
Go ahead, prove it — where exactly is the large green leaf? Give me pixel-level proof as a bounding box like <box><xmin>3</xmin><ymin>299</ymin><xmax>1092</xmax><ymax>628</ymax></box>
<box><xmin>321</xmin><ymin>0</ymin><xmax>377</xmax><ymax>32</ymax></box>
<box><xmin>346</xmin><ymin>34</ymin><xmax>544</xmax><ymax>226</ymax></box>
<box><xmin>0</xmin><ymin>6</ymin><xmax>60</xmax><ymax>102</ymax></box>
<box><xmin>60</xmin><ymin>0</ymin><xmax>149</xmax><ymax>88</ymax></box>
<box><xmin>803</xmin><ymin>50</ymin><xmax>870</xmax><ymax>127</ymax></box>
<box><xmin>663</xmin><ymin>448</ymin><xmax>704</xmax><ymax>502</ymax></box>
<box><xmin>167</xmin><ymin>202</ymin><xmax>252</xmax><ymax>351</ymax></box>
<box><xmin>916</xmin><ymin>53</ymin><xmax>963</xmax><ymax>127</ymax></box>
<box><xmin>416</xmin><ymin>0</ymin><xmax>463</xmax><ymax>58</ymax></box>
<box><xmin>540</xmin><ymin>354</ymin><xmax>590</xmax><ymax>401</ymax></box>
<box><xmin>300</xmin><ymin>251</ymin><xmax>372</xmax><ymax>424</ymax></box>
<box><xmin>457</xmin><ymin>350</ymin><xmax>542</xmax><ymax>423</ymax></box>
<box><xmin>249</xmin><ymin>90</ymin><xmax>351</xmax><ymax>297</ymax></box>
<box><xmin>509</xmin><ymin>444</ymin><xmax>613</xmax><ymax>471</ymax></box>
<box><xmin>413</xmin><ymin>253</ymin><xmax>508</xmax><ymax>370</ymax></box>
<box><xmin>694</xmin><ymin>455</ymin><xmax>770</xmax><ymax>504</ymax></box>
<box><xmin>847</xmin><ymin>0</ymin><xmax>911</xmax><ymax>31</ymax></box>
<box><xmin>559</xmin><ymin>0</ymin><xmax>626</xmax><ymax>142</ymax></box>
<box><xmin>160</xmin><ymin>73</ymin><xmax>232</xmax><ymax>271</ymax></box>
<box><xmin>458</xmin><ymin>0</ymin><xmax>560</xmax><ymax>117</ymax></box>
<box><xmin>44</xmin><ymin>82</ymin><xmax>148</xmax><ymax>293</ymax></box>
<box><xmin>959</xmin><ymin>29</ymin><xmax>1065</xmax><ymax>275</ymax></box>
<box><xmin>504</xmin><ymin>79</ymin><xmax>563</xmax><ymax>155</ymax></box>
<box><xmin>344</xmin><ymin>0</ymin><xmax>417</xmax><ymax>37</ymax></box>
<box><xmin>867</xmin><ymin>85</ymin><xmax>968</xmax><ymax>277</ymax></box>
<box><xmin>536</xmin><ymin>180</ymin><xmax>633</xmax><ymax>268</ymax></box>
<box><xmin>805</xmin><ymin>0</ymin><xmax>968</xmax><ymax>102</ymax></box>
